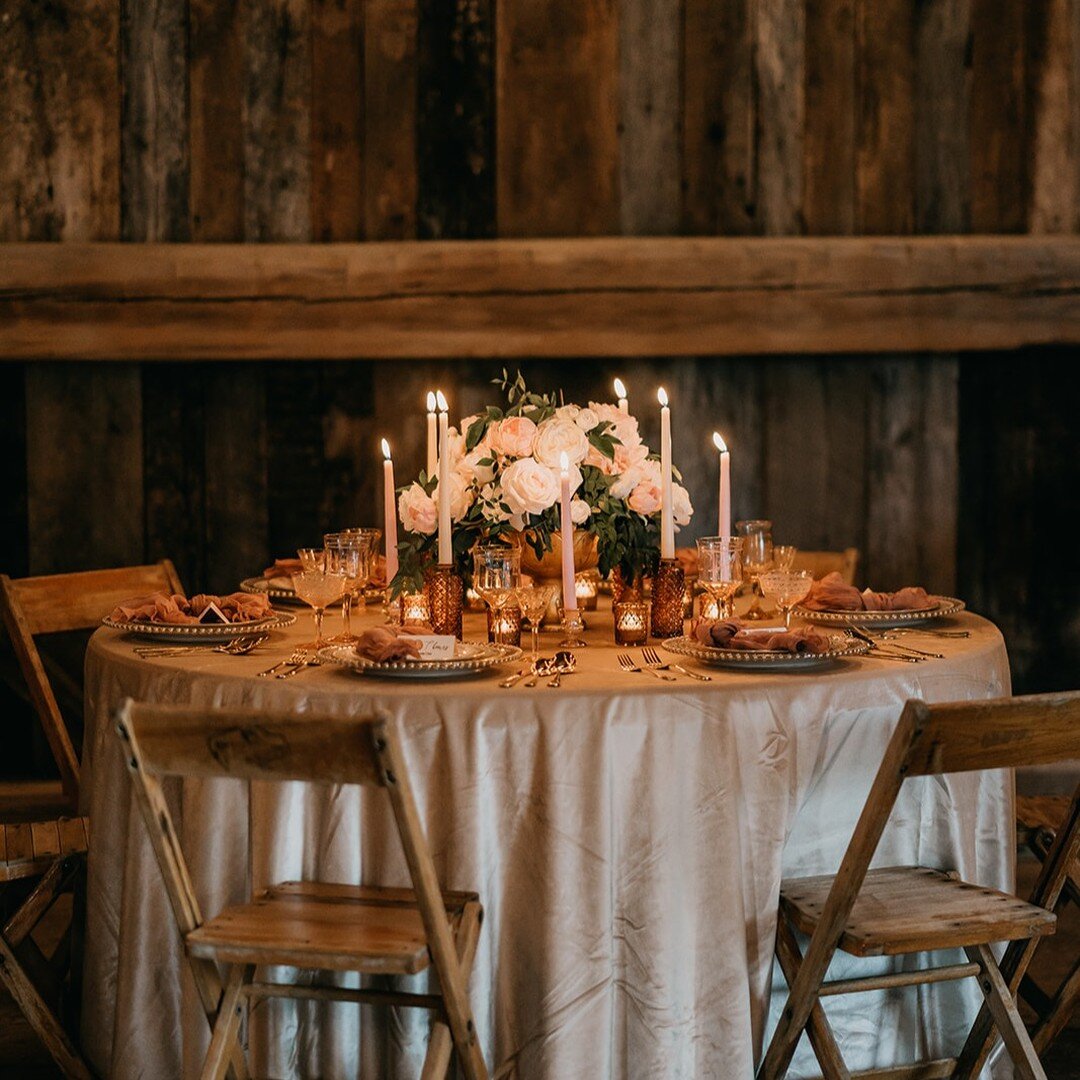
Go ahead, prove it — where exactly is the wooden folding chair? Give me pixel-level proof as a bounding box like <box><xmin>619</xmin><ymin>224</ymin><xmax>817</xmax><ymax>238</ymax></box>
<box><xmin>1</xmin><ymin>560</ymin><xmax>183</xmax><ymax>815</ymax></box>
<box><xmin>759</xmin><ymin>690</ymin><xmax>1080</xmax><ymax>1080</ymax></box>
<box><xmin>116</xmin><ymin>698</ymin><xmax>488</xmax><ymax>1080</ymax></box>
<box><xmin>1009</xmin><ymin>790</ymin><xmax>1080</xmax><ymax>1058</ymax></box>
<box><xmin>0</xmin><ymin>561</ymin><xmax>181</xmax><ymax>1078</ymax></box>
<box><xmin>790</xmin><ymin>548</ymin><xmax>859</xmax><ymax>585</ymax></box>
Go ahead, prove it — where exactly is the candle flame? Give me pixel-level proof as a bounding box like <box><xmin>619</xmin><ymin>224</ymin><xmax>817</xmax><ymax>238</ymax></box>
<box><xmin>657</xmin><ymin>386</ymin><xmax>668</xmax><ymax>407</ymax></box>
<box><xmin>426</xmin><ymin>391</ymin><xmax>437</xmax><ymax>412</ymax></box>
<box><xmin>613</xmin><ymin>377</ymin><xmax>627</xmax><ymax>399</ymax></box>
<box><xmin>435</xmin><ymin>389</ymin><xmax>448</xmax><ymax>412</ymax></box>
<box><xmin>381</xmin><ymin>438</ymin><xmax>391</xmax><ymax>460</ymax></box>
<box><xmin>559</xmin><ymin>450</ymin><xmax>569</xmax><ymax>474</ymax></box>
<box><xmin>712</xmin><ymin>431</ymin><xmax>727</xmax><ymax>453</ymax></box>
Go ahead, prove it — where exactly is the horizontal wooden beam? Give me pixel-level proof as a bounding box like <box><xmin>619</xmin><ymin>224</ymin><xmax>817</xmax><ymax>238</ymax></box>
<box><xmin>1</xmin><ymin>237</ymin><xmax>1078</xmax><ymax>359</ymax></box>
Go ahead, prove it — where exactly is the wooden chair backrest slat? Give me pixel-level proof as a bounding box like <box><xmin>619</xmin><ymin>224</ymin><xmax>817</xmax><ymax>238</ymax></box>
<box><xmin>903</xmin><ymin>692</ymin><xmax>1080</xmax><ymax>777</ymax></box>
<box><xmin>117</xmin><ymin>701</ymin><xmax>385</xmax><ymax>788</ymax></box>
<box><xmin>790</xmin><ymin>548</ymin><xmax>859</xmax><ymax>585</ymax></box>
<box><xmin>3</xmin><ymin>561</ymin><xmax>182</xmax><ymax>635</ymax></box>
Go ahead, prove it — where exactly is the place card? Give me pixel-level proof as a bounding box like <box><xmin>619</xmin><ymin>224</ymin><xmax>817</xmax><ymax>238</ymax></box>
<box><xmin>410</xmin><ymin>634</ymin><xmax>456</xmax><ymax>659</ymax></box>
<box><xmin>197</xmin><ymin>602</ymin><xmax>230</xmax><ymax>624</ymax></box>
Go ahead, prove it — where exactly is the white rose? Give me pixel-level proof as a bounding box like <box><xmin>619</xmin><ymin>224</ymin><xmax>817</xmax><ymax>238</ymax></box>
<box><xmin>672</xmin><ymin>483</ymin><xmax>694</xmax><ymax>528</ymax></box>
<box><xmin>398</xmin><ymin>483</ymin><xmax>437</xmax><ymax>535</ymax></box>
<box><xmin>445</xmin><ymin>427</ymin><xmax>467</xmax><ymax>464</ymax></box>
<box><xmin>533</xmin><ymin>418</ymin><xmax>589</xmax><ymax>468</ymax></box>
<box><xmin>574</xmin><ymin>407</ymin><xmax>600</xmax><ymax>432</ymax></box>
<box><xmin>570</xmin><ymin>497</ymin><xmax>591</xmax><ymax>525</ymax></box>
<box><xmin>499</xmin><ymin>458</ymin><xmax>561</xmax><ymax>517</ymax></box>
<box><xmin>435</xmin><ymin>470</ymin><xmax>474</xmax><ymax>522</ymax></box>
<box><xmin>555</xmin><ymin>404</ymin><xmax>580</xmax><ymax>422</ymax></box>
<box><xmin>457</xmin><ymin>446</ymin><xmax>495</xmax><ymax>486</ymax></box>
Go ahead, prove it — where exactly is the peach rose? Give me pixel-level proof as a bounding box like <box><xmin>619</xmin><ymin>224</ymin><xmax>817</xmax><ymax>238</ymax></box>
<box><xmin>398</xmin><ymin>483</ymin><xmax>437</xmax><ymax>535</ymax></box>
<box><xmin>488</xmin><ymin>416</ymin><xmax>538</xmax><ymax>459</ymax></box>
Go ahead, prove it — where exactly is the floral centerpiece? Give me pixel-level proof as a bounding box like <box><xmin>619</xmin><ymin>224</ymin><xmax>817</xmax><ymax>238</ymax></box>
<box><xmin>391</xmin><ymin>372</ymin><xmax>693</xmax><ymax>593</ymax></box>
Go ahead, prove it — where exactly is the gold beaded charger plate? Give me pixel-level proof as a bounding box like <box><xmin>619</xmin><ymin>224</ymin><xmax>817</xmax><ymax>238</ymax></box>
<box><xmin>662</xmin><ymin>634</ymin><xmax>870</xmax><ymax>671</ymax></box>
<box><xmin>241</xmin><ymin>577</ymin><xmax>384</xmax><ymax>606</ymax></box>
<box><xmin>793</xmin><ymin>597</ymin><xmax>965</xmax><ymax>630</ymax></box>
<box><xmin>318</xmin><ymin>641</ymin><xmax>522</xmax><ymax>679</ymax></box>
<box><xmin>103</xmin><ymin>610</ymin><xmax>296</xmax><ymax>642</ymax></box>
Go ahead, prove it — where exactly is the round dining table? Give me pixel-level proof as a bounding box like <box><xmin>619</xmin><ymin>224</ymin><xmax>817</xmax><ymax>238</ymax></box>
<box><xmin>80</xmin><ymin>602</ymin><xmax>1014</xmax><ymax>1080</ymax></box>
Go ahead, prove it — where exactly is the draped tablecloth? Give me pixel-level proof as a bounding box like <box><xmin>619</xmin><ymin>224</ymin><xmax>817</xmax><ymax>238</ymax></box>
<box><xmin>81</xmin><ymin>607</ymin><xmax>1013</xmax><ymax>1079</ymax></box>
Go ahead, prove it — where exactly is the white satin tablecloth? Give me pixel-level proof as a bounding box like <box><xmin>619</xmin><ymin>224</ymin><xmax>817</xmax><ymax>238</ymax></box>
<box><xmin>81</xmin><ymin>607</ymin><xmax>1013</xmax><ymax>1079</ymax></box>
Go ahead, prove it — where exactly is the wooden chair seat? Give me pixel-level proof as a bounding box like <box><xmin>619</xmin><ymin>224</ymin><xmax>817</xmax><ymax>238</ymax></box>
<box><xmin>0</xmin><ymin>816</ymin><xmax>89</xmax><ymax>884</ymax></box>
<box><xmin>187</xmin><ymin>880</ymin><xmax>479</xmax><ymax>975</ymax></box>
<box><xmin>781</xmin><ymin>865</ymin><xmax>1056</xmax><ymax>958</ymax></box>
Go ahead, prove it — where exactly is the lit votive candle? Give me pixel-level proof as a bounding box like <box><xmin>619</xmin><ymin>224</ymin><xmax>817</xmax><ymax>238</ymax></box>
<box><xmin>698</xmin><ymin>593</ymin><xmax>721</xmax><ymax>621</ymax></box>
<box><xmin>613</xmin><ymin>599</ymin><xmax>650</xmax><ymax>646</ymax></box>
<box><xmin>487</xmin><ymin>605</ymin><xmax>522</xmax><ymax>647</ymax></box>
<box><xmin>575</xmin><ymin>571</ymin><xmax>599</xmax><ymax>611</ymax></box>
<box><xmin>401</xmin><ymin>592</ymin><xmax>430</xmax><ymax>626</ymax></box>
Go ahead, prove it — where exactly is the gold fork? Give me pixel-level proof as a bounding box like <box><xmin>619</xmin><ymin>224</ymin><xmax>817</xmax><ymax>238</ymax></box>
<box><xmin>257</xmin><ymin>649</ymin><xmax>307</xmax><ymax>677</ymax></box>
<box><xmin>641</xmin><ymin>646</ymin><xmax>711</xmax><ymax>682</ymax></box>
<box><xmin>617</xmin><ymin>653</ymin><xmax>676</xmax><ymax>681</ymax></box>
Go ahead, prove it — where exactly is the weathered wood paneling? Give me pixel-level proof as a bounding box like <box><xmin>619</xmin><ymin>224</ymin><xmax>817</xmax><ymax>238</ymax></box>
<box><xmin>496</xmin><ymin>0</ymin><xmax>620</xmax><ymax>236</ymax></box>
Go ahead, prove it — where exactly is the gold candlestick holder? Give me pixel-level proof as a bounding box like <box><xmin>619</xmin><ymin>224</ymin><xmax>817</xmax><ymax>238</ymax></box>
<box><xmin>424</xmin><ymin>564</ymin><xmax>463</xmax><ymax>638</ymax></box>
<box><xmin>650</xmin><ymin>558</ymin><xmax>686</xmax><ymax>640</ymax></box>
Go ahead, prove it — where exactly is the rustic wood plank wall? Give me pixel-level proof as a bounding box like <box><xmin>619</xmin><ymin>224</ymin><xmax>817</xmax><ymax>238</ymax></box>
<box><xmin>1</xmin><ymin>0</ymin><xmax>1078</xmax><ymax>692</ymax></box>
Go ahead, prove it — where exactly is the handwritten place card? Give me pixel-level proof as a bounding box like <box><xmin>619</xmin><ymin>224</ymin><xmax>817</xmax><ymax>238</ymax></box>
<box><xmin>409</xmin><ymin>634</ymin><xmax>456</xmax><ymax>659</ymax></box>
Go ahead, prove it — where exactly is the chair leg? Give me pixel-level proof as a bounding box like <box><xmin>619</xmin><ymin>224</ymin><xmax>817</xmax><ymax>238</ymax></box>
<box><xmin>200</xmin><ymin>963</ymin><xmax>253</xmax><ymax>1080</ymax></box>
<box><xmin>965</xmin><ymin>945</ymin><xmax>1046</xmax><ymax>1080</ymax></box>
<box><xmin>421</xmin><ymin>901</ymin><xmax>483</xmax><ymax>1080</ymax></box>
<box><xmin>0</xmin><ymin>933</ymin><xmax>93</xmax><ymax>1080</ymax></box>
<box><xmin>772</xmin><ymin>917</ymin><xmax>851</xmax><ymax>1080</ymax></box>
<box><xmin>1032</xmin><ymin>955</ymin><xmax>1080</xmax><ymax>1055</ymax></box>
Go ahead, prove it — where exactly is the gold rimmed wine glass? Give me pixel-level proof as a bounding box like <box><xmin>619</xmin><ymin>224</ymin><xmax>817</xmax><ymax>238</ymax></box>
<box><xmin>773</xmin><ymin>545</ymin><xmax>797</xmax><ymax>571</ymax></box>
<box><xmin>736</xmin><ymin>520</ymin><xmax>774</xmax><ymax>621</ymax></box>
<box><xmin>759</xmin><ymin>569</ymin><xmax>814</xmax><ymax>630</ymax></box>
<box><xmin>323</xmin><ymin>534</ymin><xmax>366</xmax><ymax>643</ymax></box>
<box><xmin>473</xmin><ymin>545</ymin><xmax>521</xmax><ymax>645</ymax></box>
<box><xmin>515</xmin><ymin>584</ymin><xmax>556</xmax><ymax>660</ymax></box>
<box><xmin>696</xmin><ymin>536</ymin><xmax>744</xmax><ymax>620</ymax></box>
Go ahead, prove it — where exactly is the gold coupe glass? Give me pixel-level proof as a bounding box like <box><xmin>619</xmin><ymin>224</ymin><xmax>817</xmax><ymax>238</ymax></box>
<box><xmin>292</xmin><ymin>568</ymin><xmax>346</xmax><ymax>649</ymax></box>
<box><xmin>759</xmin><ymin>569</ymin><xmax>814</xmax><ymax>630</ymax></box>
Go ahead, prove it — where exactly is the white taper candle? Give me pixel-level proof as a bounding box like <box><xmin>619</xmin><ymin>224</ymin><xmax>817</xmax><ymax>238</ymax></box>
<box><xmin>559</xmin><ymin>452</ymin><xmax>577</xmax><ymax>610</ymax></box>
<box><xmin>436</xmin><ymin>395</ymin><xmax>451</xmax><ymax>564</ymax></box>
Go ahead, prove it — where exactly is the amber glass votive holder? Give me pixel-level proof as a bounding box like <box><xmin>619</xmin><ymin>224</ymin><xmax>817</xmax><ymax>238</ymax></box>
<box><xmin>400</xmin><ymin>591</ymin><xmax>430</xmax><ymax>627</ymax></box>
<box><xmin>423</xmin><ymin>564</ymin><xmax>463</xmax><ymax>638</ymax></box>
<box><xmin>650</xmin><ymin>558</ymin><xmax>686</xmax><ymax>639</ymax></box>
<box><xmin>613</xmin><ymin>599</ymin><xmax>650</xmax><ymax>646</ymax></box>
<box><xmin>487</xmin><ymin>604</ymin><xmax>523</xmax><ymax>646</ymax></box>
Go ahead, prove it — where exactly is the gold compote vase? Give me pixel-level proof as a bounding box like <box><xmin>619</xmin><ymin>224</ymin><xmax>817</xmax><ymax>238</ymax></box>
<box><xmin>515</xmin><ymin>530</ymin><xmax>599</xmax><ymax>626</ymax></box>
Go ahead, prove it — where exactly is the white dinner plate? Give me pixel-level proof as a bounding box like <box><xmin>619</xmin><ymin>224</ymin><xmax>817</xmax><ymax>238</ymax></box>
<box><xmin>794</xmin><ymin>597</ymin><xmax>965</xmax><ymax>630</ymax></box>
<box><xmin>318</xmin><ymin>641</ymin><xmax>521</xmax><ymax>679</ymax></box>
<box><xmin>102</xmin><ymin>610</ymin><xmax>296</xmax><ymax>642</ymax></box>
<box><xmin>662</xmin><ymin>633</ymin><xmax>870</xmax><ymax>671</ymax></box>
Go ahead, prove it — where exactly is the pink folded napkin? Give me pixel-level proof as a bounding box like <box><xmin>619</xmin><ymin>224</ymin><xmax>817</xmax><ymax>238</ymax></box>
<box><xmin>692</xmin><ymin>617</ymin><xmax>832</xmax><ymax>655</ymax></box>
<box><xmin>801</xmin><ymin>572</ymin><xmax>935</xmax><ymax>613</ymax></box>
<box><xmin>263</xmin><ymin>558</ymin><xmax>303</xmax><ymax>580</ymax></box>
<box><xmin>110</xmin><ymin>591</ymin><xmax>272</xmax><ymax>625</ymax></box>
<box><xmin>355</xmin><ymin>624</ymin><xmax>434</xmax><ymax>662</ymax></box>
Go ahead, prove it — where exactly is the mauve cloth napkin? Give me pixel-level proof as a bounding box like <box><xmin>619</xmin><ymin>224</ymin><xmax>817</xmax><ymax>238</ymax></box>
<box><xmin>110</xmin><ymin>592</ymin><xmax>271</xmax><ymax>625</ymax></box>
<box><xmin>263</xmin><ymin>558</ymin><xmax>303</xmax><ymax>581</ymax></box>
<box><xmin>692</xmin><ymin>617</ymin><xmax>832</xmax><ymax>655</ymax></box>
<box><xmin>355</xmin><ymin>624</ymin><xmax>434</xmax><ymax>662</ymax></box>
<box><xmin>801</xmin><ymin>571</ymin><xmax>935</xmax><ymax>612</ymax></box>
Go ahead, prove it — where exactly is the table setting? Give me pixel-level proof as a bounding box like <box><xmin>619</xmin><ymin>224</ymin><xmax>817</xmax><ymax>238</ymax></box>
<box><xmin>81</xmin><ymin>372</ymin><xmax>1015</xmax><ymax>1080</ymax></box>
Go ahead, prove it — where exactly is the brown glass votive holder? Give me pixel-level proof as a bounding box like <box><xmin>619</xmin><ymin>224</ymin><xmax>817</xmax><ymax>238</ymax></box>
<box><xmin>423</xmin><ymin>564</ymin><xmax>464</xmax><ymax>638</ymax></box>
<box><xmin>487</xmin><ymin>605</ymin><xmax>523</xmax><ymax>646</ymax></box>
<box><xmin>613</xmin><ymin>599</ymin><xmax>650</xmax><ymax>646</ymax></box>
<box><xmin>650</xmin><ymin>558</ymin><xmax>686</xmax><ymax>639</ymax></box>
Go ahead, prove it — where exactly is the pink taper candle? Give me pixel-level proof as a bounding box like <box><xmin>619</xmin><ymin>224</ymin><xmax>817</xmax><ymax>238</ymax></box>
<box><xmin>426</xmin><ymin>391</ymin><xmax>437</xmax><ymax>478</ymax></box>
<box><xmin>658</xmin><ymin>387</ymin><xmax>674</xmax><ymax>559</ymax></box>
<box><xmin>713</xmin><ymin>431</ymin><xmax>731</xmax><ymax>541</ymax></box>
<box><xmin>559</xmin><ymin>451</ymin><xmax>577</xmax><ymax>610</ymax></box>
<box><xmin>436</xmin><ymin>392</ymin><xmax>452</xmax><ymax>564</ymax></box>
<box><xmin>614</xmin><ymin>377</ymin><xmax>629</xmax><ymax>415</ymax></box>
<box><xmin>381</xmin><ymin>438</ymin><xmax>398</xmax><ymax>583</ymax></box>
